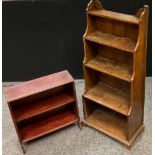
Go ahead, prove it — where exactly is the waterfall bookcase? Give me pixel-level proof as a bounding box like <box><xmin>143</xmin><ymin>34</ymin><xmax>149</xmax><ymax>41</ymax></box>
<box><xmin>82</xmin><ymin>0</ymin><xmax>149</xmax><ymax>148</ymax></box>
<box><xmin>5</xmin><ymin>70</ymin><xmax>80</xmax><ymax>153</ymax></box>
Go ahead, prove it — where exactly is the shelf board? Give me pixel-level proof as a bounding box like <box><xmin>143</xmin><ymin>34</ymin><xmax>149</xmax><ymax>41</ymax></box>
<box><xmin>19</xmin><ymin>109</ymin><xmax>78</xmax><ymax>142</ymax></box>
<box><xmin>84</xmin><ymin>108</ymin><xmax>127</xmax><ymax>141</ymax></box>
<box><xmin>83</xmin><ymin>82</ymin><xmax>130</xmax><ymax>116</ymax></box>
<box><xmin>88</xmin><ymin>10</ymin><xmax>139</xmax><ymax>25</ymax></box>
<box><xmin>13</xmin><ymin>93</ymin><xmax>74</xmax><ymax>122</ymax></box>
<box><xmin>84</xmin><ymin>55</ymin><xmax>132</xmax><ymax>82</ymax></box>
<box><xmin>84</xmin><ymin>31</ymin><xmax>136</xmax><ymax>53</ymax></box>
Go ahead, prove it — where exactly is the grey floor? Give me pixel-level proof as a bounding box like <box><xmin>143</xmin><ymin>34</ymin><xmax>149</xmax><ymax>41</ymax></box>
<box><xmin>2</xmin><ymin>78</ymin><xmax>152</xmax><ymax>155</ymax></box>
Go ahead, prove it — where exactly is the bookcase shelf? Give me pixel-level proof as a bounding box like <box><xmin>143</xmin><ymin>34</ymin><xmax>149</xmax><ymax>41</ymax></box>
<box><xmin>83</xmin><ymin>100</ymin><xmax>127</xmax><ymax>142</ymax></box>
<box><xmin>83</xmin><ymin>82</ymin><xmax>130</xmax><ymax>116</ymax></box>
<box><xmin>13</xmin><ymin>92</ymin><xmax>74</xmax><ymax>122</ymax></box>
<box><xmin>84</xmin><ymin>55</ymin><xmax>132</xmax><ymax>82</ymax></box>
<box><xmin>87</xmin><ymin>10</ymin><xmax>139</xmax><ymax>24</ymax></box>
<box><xmin>19</xmin><ymin>108</ymin><xmax>78</xmax><ymax>142</ymax></box>
<box><xmin>84</xmin><ymin>31</ymin><xmax>136</xmax><ymax>53</ymax></box>
<box><xmin>5</xmin><ymin>70</ymin><xmax>80</xmax><ymax>153</ymax></box>
<box><xmin>82</xmin><ymin>0</ymin><xmax>148</xmax><ymax>148</ymax></box>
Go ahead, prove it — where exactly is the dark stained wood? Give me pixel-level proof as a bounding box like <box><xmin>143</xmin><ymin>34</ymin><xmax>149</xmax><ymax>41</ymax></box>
<box><xmin>4</xmin><ymin>70</ymin><xmax>80</xmax><ymax>153</ymax></box>
<box><xmin>83</xmin><ymin>82</ymin><xmax>130</xmax><ymax>116</ymax></box>
<box><xmin>13</xmin><ymin>93</ymin><xmax>74</xmax><ymax>122</ymax></box>
<box><xmin>82</xmin><ymin>0</ymin><xmax>148</xmax><ymax>148</ymax></box>
<box><xmin>19</xmin><ymin>109</ymin><xmax>78</xmax><ymax>142</ymax></box>
<box><xmin>84</xmin><ymin>55</ymin><xmax>132</xmax><ymax>82</ymax></box>
<box><xmin>84</xmin><ymin>30</ymin><xmax>136</xmax><ymax>53</ymax></box>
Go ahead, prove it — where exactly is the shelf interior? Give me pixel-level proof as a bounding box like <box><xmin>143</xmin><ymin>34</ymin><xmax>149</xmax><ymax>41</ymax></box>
<box><xmin>12</xmin><ymin>92</ymin><xmax>74</xmax><ymax>122</ymax></box>
<box><xmin>87</xmin><ymin>10</ymin><xmax>139</xmax><ymax>24</ymax></box>
<box><xmin>85</xmin><ymin>55</ymin><xmax>132</xmax><ymax>82</ymax></box>
<box><xmin>83</xmin><ymin>68</ymin><xmax>131</xmax><ymax>115</ymax></box>
<box><xmin>83</xmin><ymin>99</ymin><xmax>127</xmax><ymax>140</ymax></box>
<box><xmin>11</xmin><ymin>83</ymin><xmax>75</xmax><ymax>122</ymax></box>
<box><xmin>18</xmin><ymin>106</ymin><xmax>78</xmax><ymax>142</ymax></box>
<box><xmin>84</xmin><ymin>41</ymin><xmax>133</xmax><ymax>82</ymax></box>
<box><xmin>85</xmin><ymin>15</ymin><xmax>138</xmax><ymax>52</ymax></box>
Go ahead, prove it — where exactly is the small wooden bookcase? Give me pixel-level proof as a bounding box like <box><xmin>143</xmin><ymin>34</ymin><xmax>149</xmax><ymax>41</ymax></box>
<box><xmin>82</xmin><ymin>0</ymin><xmax>149</xmax><ymax>148</ymax></box>
<box><xmin>5</xmin><ymin>70</ymin><xmax>80</xmax><ymax>153</ymax></box>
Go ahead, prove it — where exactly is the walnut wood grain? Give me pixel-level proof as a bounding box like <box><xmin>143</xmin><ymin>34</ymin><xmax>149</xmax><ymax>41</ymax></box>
<box><xmin>88</xmin><ymin>10</ymin><xmax>139</xmax><ymax>24</ymax></box>
<box><xmin>84</xmin><ymin>31</ymin><xmax>136</xmax><ymax>53</ymax></box>
<box><xmin>85</xmin><ymin>108</ymin><xmax>127</xmax><ymax>140</ymax></box>
<box><xmin>84</xmin><ymin>55</ymin><xmax>132</xmax><ymax>82</ymax></box>
<box><xmin>83</xmin><ymin>0</ymin><xmax>148</xmax><ymax>148</ymax></box>
<box><xmin>83</xmin><ymin>82</ymin><xmax>130</xmax><ymax>116</ymax></box>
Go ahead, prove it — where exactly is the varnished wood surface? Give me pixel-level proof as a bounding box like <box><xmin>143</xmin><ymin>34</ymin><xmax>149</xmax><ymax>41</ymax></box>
<box><xmin>88</xmin><ymin>10</ymin><xmax>139</xmax><ymax>24</ymax></box>
<box><xmin>85</xmin><ymin>108</ymin><xmax>127</xmax><ymax>140</ymax></box>
<box><xmin>84</xmin><ymin>55</ymin><xmax>132</xmax><ymax>82</ymax></box>
<box><xmin>83</xmin><ymin>82</ymin><xmax>130</xmax><ymax>115</ymax></box>
<box><xmin>83</xmin><ymin>0</ymin><xmax>148</xmax><ymax>147</ymax></box>
<box><xmin>19</xmin><ymin>109</ymin><xmax>78</xmax><ymax>142</ymax></box>
<box><xmin>13</xmin><ymin>93</ymin><xmax>74</xmax><ymax>122</ymax></box>
<box><xmin>84</xmin><ymin>31</ymin><xmax>136</xmax><ymax>53</ymax></box>
<box><xmin>5</xmin><ymin>70</ymin><xmax>73</xmax><ymax>102</ymax></box>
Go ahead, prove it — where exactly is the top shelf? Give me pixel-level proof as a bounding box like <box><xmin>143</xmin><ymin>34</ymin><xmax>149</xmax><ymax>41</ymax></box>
<box><xmin>87</xmin><ymin>10</ymin><xmax>139</xmax><ymax>25</ymax></box>
<box><xmin>5</xmin><ymin>70</ymin><xmax>73</xmax><ymax>103</ymax></box>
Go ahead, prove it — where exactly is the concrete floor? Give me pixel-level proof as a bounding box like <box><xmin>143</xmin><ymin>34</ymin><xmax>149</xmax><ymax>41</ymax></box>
<box><xmin>2</xmin><ymin>78</ymin><xmax>152</xmax><ymax>155</ymax></box>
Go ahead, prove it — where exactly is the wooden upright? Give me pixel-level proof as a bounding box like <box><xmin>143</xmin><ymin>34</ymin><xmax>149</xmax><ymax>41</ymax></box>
<box><xmin>82</xmin><ymin>0</ymin><xmax>149</xmax><ymax>148</ymax></box>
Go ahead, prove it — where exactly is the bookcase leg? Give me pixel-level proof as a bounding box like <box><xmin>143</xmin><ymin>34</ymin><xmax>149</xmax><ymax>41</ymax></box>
<box><xmin>78</xmin><ymin>121</ymin><xmax>86</xmax><ymax>130</ymax></box>
<box><xmin>21</xmin><ymin>143</ymin><xmax>26</xmax><ymax>154</ymax></box>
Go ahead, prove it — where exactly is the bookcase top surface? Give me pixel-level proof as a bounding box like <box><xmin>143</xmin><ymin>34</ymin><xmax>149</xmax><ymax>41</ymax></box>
<box><xmin>5</xmin><ymin>70</ymin><xmax>74</xmax><ymax>102</ymax></box>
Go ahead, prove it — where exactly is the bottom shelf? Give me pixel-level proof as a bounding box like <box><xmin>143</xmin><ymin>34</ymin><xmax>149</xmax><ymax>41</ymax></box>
<box><xmin>19</xmin><ymin>109</ymin><xmax>78</xmax><ymax>142</ymax></box>
<box><xmin>84</xmin><ymin>108</ymin><xmax>127</xmax><ymax>141</ymax></box>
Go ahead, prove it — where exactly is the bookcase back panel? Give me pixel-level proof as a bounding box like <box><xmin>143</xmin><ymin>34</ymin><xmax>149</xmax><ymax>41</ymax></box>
<box><xmin>84</xmin><ymin>67</ymin><xmax>131</xmax><ymax>95</ymax></box>
<box><xmin>100</xmin><ymin>73</ymin><xmax>131</xmax><ymax>94</ymax></box>
<box><xmin>90</xmin><ymin>16</ymin><xmax>138</xmax><ymax>41</ymax></box>
<box><xmin>85</xmin><ymin>40</ymin><xmax>133</xmax><ymax>66</ymax></box>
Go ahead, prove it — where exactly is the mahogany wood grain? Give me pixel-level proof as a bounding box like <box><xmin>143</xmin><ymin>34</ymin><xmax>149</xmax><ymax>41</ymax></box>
<box><xmin>19</xmin><ymin>109</ymin><xmax>78</xmax><ymax>142</ymax></box>
<box><xmin>5</xmin><ymin>70</ymin><xmax>73</xmax><ymax>103</ymax></box>
<box><xmin>4</xmin><ymin>70</ymin><xmax>80</xmax><ymax>153</ymax></box>
<box><xmin>13</xmin><ymin>93</ymin><xmax>74</xmax><ymax>122</ymax></box>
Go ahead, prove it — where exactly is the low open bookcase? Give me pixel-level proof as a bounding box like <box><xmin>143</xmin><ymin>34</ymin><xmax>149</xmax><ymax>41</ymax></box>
<box><xmin>82</xmin><ymin>0</ymin><xmax>149</xmax><ymax>148</ymax></box>
<box><xmin>5</xmin><ymin>70</ymin><xmax>80</xmax><ymax>153</ymax></box>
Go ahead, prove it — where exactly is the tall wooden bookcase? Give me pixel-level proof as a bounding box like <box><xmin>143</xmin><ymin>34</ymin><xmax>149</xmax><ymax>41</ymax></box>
<box><xmin>82</xmin><ymin>0</ymin><xmax>149</xmax><ymax>148</ymax></box>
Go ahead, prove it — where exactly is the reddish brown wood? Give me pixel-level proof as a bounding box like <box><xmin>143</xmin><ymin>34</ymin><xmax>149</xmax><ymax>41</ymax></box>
<box><xmin>5</xmin><ymin>70</ymin><xmax>73</xmax><ymax>103</ymax></box>
<box><xmin>4</xmin><ymin>70</ymin><xmax>80</xmax><ymax>154</ymax></box>
<box><xmin>19</xmin><ymin>109</ymin><xmax>78</xmax><ymax>142</ymax></box>
<box><xmin>13</xmin><ymin>93</ymin><xmax>74</xmax><ymax>122</ymax></box>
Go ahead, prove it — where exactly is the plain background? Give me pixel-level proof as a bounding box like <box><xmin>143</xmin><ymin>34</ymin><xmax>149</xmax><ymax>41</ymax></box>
<box><xmin>2</xmin><ymin>0</ymin><xmax>152</xmax><ymax>81</ymax></box>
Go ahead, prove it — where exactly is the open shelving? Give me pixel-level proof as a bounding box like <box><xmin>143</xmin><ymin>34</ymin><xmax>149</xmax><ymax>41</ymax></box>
<box><xmin>5</xmin><ymin>70</ymin><xmax>80</xmax><ymax>153</ymax></box>
<box><xmin>82</xmin><ymin>0</ymin><xmax>149</xmax><ymax>148</ymax></box>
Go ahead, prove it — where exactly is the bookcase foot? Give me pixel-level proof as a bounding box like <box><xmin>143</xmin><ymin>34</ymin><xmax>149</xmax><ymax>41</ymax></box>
<box><xmin>21</xmin><ymin>143</ymin><xmax>26</xmax><ymax>154</ymax></box>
